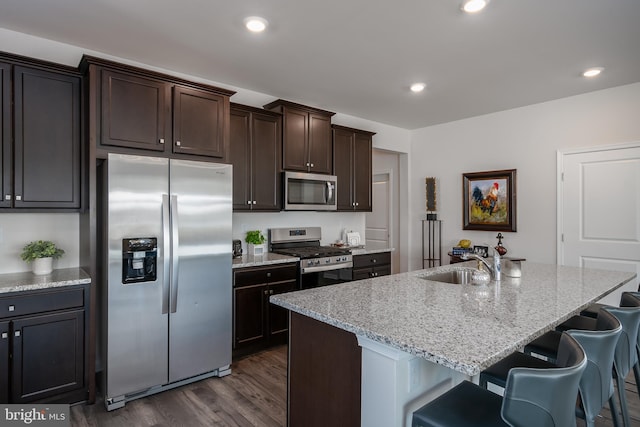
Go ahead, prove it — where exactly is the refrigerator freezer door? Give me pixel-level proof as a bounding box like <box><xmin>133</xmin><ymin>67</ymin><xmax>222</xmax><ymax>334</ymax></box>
<box><xmin>106</xmin><ymin>154</ymin><xmax>169</xmax><ymax>398</ymax></box>
<box><xmin>168</xmin><ymin>159</ymin><xmax>232</xmax><ymax>382</ymax></box>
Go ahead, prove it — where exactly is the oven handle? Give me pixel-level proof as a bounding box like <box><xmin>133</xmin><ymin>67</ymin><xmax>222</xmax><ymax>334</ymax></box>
<box><xmin>301</xmin><ymin>261</ymin><xmax>353</xmax><ymax>274</ymax></box>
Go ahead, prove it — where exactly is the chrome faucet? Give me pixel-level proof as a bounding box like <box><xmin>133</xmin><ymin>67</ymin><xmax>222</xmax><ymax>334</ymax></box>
<box><xmin>461</xmin><ymin>252</ymin><xmax>500</xmax><ymax>280</ymax></box>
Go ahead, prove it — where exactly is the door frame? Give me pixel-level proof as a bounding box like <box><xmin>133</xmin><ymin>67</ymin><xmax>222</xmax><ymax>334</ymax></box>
<box><xmin>556</xmin><ymin>141</ymin><xmax>640</xmax><ymax>264</ymax></box>
<box><xmin>370</xmin><ymin>170</ymin><xmax>393</xmax><ymax>243</ymax></box>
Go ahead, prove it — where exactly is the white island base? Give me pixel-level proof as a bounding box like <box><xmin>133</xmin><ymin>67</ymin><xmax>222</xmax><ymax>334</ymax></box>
<box><xmin>358</xmin><ymin>335</ymin><xmax>473</xmax><ymax>427</ymax></box>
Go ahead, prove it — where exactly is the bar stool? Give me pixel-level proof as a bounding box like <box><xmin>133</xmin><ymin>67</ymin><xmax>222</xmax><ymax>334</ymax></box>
<box><xmin>604</xmin><ymin>304</ymin><xmax>640</xmax><ymax>427</ymax></box>
<box><xmin>480</xmin><ymin>309</ymin><xmax>622</xmax><ymax>427</ymax></box>
<box><xmin>411</xmin><ymin>333</ymin><xmax>587</xmax><ymax>427</ymax></box>
<box><xmin>619</xmin><ymin>291</ymin><xmax>640</xmax><ymax>396</ymax></box>
<box><xmin>581</xmin><ymin>282</ymin><xmax>640</xmax><ymax>318</ymax></box>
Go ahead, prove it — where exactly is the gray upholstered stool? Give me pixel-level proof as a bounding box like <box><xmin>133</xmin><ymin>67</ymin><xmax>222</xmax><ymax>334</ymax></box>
<box><xmin>412</xmin><ymin>333</ymin><xmax>587</xmax><ymax>427</ymax></box>
<box><xmin>482</xmin><ymin>309</ymin><xmax>622</xmax><ymax>427</ymax></box>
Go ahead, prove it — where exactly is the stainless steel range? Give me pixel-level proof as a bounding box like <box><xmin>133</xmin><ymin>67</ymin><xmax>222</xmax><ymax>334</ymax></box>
<box><xmin>269</xmin><ymin>227</ymin><xmax>352</xmax><ymax>289</ymax></box>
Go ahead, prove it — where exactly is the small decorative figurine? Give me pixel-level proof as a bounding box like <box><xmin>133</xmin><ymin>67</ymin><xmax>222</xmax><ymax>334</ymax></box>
<box><xmin>495</xmin><ymin>232</ymin><xmax>507</xmax><ymax>256</ymax></box>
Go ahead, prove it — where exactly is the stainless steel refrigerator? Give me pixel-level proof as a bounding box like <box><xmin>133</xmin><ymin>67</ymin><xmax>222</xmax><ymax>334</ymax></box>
<box><xmin>101</xmin><ymin>153</ymin><xmax>232</xmax><ymax>410</ymax></box>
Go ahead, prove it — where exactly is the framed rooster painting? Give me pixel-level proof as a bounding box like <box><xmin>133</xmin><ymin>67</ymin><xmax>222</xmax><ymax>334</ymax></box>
<box><xmin>462</xmin><ymin>169</ymin><xmax>517</xmax><ymax>231</ymax></box>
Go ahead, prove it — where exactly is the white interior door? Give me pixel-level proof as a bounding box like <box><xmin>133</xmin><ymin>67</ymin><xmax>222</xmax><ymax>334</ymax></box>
<box><xmin>366</xmin><ymin>174</ymin><xmax>391</xmax><ymax>252</ymax></box>
<box><xmin>559</xmin><ymin>143</ymin><xmax>640</xmax><ymax>304</ymax></box>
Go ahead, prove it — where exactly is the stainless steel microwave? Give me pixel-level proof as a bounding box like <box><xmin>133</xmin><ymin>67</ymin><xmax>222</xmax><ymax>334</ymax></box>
<box><xmin>284</xmin><ymin>171</ymin><xmax>337</xmax><ymax>211</ymax></box>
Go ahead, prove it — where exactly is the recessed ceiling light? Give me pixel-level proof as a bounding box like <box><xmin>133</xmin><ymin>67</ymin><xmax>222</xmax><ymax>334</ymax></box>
<box><xmin>461</xmin><ymin>0</ymin><xmax>489</xmax><ymax>13</ymax></box>
<box><xmin>410</xmin><ymin>83</ymin><xmax>426</xmax><ymax>93</ymax></box>
<box><xmin>244</xmin><ymin>16</ymin><xmax>268</xmax><ymax>33</ymax></box>
<box><xmin>583</xmin><ymin>67</ymin><xmax>604</xmax><ymax>78</ymax></box>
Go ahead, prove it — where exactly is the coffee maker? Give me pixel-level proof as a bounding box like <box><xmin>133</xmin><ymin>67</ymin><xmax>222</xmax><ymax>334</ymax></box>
<box><xmin>232</xmin><ymin>239</ymin><xmax>243</xmax><ymax>258</ymax></box>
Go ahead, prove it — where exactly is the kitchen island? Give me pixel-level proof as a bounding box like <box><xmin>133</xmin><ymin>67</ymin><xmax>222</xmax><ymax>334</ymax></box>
<box><xmin>270</xmin><ymin>262</ymin><xmax>637</xmax><ymax>427</ymax></box>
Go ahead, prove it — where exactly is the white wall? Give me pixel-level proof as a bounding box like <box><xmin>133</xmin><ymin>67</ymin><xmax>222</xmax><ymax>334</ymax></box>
<box><xmin>0</xmin><ymin>214</ymin><xmax>80</xmax><ymax>273</ymax></box>
<box><xmin>408</xmin><ymin>83</ymin><xmax>640</xmax><ymax>270</ymax></box>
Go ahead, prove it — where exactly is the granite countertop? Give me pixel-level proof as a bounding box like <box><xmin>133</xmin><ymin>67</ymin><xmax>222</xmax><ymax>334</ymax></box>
<box><xmin>232</xmin><ymin>252</ymin><xmax>299</xmax><ymax>269</ymax></box>
<box><xmin>349</xmin><ymin>247</ymin><xmax>394</xmax><ymax>256</ymax></box>
<box><xmin>0</xmin><ymin>267</ymin><xmax>91</xmax><ymax>294</ymax></box>
<box><xmin>270</xmin><ymin>262</ymin><xmax>636</xmax><ymax>376</ymax></box>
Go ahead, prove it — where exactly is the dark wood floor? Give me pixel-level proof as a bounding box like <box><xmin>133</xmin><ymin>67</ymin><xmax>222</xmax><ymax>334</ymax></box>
<box><xmin>71</xmin><ymin>346</ymin><xmax>287</xmax><ymax>427</ymax></box>
<box><xmin>71</xmin><ymin>345</ymin><xmax>639</xmax><ymax>426</ymax></box>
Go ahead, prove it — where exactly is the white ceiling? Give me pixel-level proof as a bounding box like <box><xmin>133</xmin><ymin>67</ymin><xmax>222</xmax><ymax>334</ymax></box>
<box><xmin>1</xmin><ymin>0</ymin><xmax>639</xmax><ymax>129</ymax></box>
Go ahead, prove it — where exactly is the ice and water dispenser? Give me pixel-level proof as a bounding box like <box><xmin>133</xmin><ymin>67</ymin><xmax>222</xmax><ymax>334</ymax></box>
<box><xmin>122</xmin><ymin>238</ymin><xmax>158</xmax><ymax>284</ymax></box>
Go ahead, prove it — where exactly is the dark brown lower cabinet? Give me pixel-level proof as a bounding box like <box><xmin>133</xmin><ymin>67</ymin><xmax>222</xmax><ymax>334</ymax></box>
<box><xmin>0</xmin><ymin>320</ymin><xmax>8</xmax><ymax>402</ymax></box>
<box><xmin>351</xmin><ymin>252</ymin><xmax>392</xmax><ymax>280</ymax></box>
<box><xmin>12</xmin><ymin>310</ymin><xmax>84</xmax><ymax>403</ymax></box>
<box><xmin>289</xmin><ymin>312</ymin><xmax>361</xmax><ymax>427</ymax></box>
<box><xmin>0</xmin><ymin>285</ymin><xmax>88</xmax><ymax>404</ymax></box>
<box><xmin>233</xmin><ymin>263</ymin><xmax>297</xmax><ymax>358</ymax></box>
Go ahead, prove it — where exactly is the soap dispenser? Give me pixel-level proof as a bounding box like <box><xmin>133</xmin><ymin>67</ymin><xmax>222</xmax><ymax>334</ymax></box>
<box><xmin>493</xmin><ymin>248</ymin><xmax>501</xmax><ymax>281</ymax></box>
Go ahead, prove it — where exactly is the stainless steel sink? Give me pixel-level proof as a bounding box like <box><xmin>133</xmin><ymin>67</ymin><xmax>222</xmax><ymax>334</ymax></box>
<box><xmin>419</xmin><ymin>268</ymin><xmax>477</xmax><ymax>284</ymax></box>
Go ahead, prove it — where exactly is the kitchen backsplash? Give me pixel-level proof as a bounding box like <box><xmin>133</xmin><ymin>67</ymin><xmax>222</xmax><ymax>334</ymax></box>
<box><xmin>0</xmin><ymin>211</ymin><xmax>365</xmax><ymax>274</ymax></box>
<box><xmin>232</xmin><ymin>211</ymin><xmax>366</xmax><ymax>251</ymax></box>
<box><xmin>0</xmin><ymin>213</ymin><xmax>80</xmax><ymax>274</ymax></box>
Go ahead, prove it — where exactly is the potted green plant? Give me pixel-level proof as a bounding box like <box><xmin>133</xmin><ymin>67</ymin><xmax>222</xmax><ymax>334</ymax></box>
<box><xmin>245</xmin><ymin>230</ymin><xmax>266</xmax><ymax>256</ymax></box>
<box><xmin>21</xmin><ymin>240</ymin><xmax>65</xmax><ymax>275</ymax></box>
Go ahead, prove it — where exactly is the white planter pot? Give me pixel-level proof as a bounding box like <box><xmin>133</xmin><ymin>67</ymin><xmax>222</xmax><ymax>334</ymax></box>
<box><xmin>248</xmin><ymin>243</ymin><xmax>265</xmax><ymax>256</ymax></box>
<box><xmin>32</xmin><ymin>257</ymin><xmax>53</xmax><ymax>275</ymax></box>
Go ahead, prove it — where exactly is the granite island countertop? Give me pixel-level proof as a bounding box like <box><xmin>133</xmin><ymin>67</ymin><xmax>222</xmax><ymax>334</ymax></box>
<box><xmin>0</xmin><ymin>267</ymin><xmax>91</xmax><ymax>294</ymax></box>
<box><xmin>270</xmin><ymin>262</ymin><xmax>636</xmax><ymax>376</ymax></box>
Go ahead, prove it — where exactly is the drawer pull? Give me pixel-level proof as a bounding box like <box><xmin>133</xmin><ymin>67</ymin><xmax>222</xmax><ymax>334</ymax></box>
<box><xmin>1</xmin><ymin>332</ymin><xmax>7</xmax><ymax>339</ymax></box>
<box><xmin>15</xmin><ymin>195</ymin><xmax>22</xmax><ymax>201</ymax></box>
<box><xmin>371</xmin><ymin>259</ymin><xmax>377</xmax><ymax>263</ymax></box>
<box><xmin>4</xmin><ymin>194</ymin><xmax>10</xmax><ymax>201</ymax></box>
<box><xmin>14</xmin><ymin>331</ymin><xmax>20</xmax><ymax>337</ymax></box>
<box><xmin>176</xmin><ymin>140</ymin><xmax>181</xmax><ymax>146</ymax></box>
<box><xmin>266</xmin><ymin>272</ymin><xmax>271</xmax><ymax>278</ymax></box>
<box><xmin>8</xmin><ymin>305</ymin><xmax>15</xmax><ymax>312</ymax></box>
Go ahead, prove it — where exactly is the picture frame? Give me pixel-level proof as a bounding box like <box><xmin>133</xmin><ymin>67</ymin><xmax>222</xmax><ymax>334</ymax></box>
<box><xmin>473</xmin><ymin>245</ymin><xmax>489</xmax><ymax>258</ymax></box>
<box><xmin>463</xmin><ymin>169</ymin><xmax>517</xmax><ymax>232</ymax></box>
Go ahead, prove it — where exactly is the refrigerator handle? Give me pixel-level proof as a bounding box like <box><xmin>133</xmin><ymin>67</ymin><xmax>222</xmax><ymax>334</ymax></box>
<box><xmin>170</xmin><ymin>194</ymin><xmax>179</xmax><ymax>313</ymax></box>
<box><xmin>162</xmin><ymin>194</ymin><xmax>171</xmax><ymax>314</ymax></box>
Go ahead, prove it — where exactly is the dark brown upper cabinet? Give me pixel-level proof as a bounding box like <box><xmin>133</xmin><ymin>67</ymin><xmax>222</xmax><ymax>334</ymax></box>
<box><xmin>263</xmin><ymin>99</ymin><xmax>335</xmax><ymax>174</ymax></box>
<box><xmin>332</xmin><ymin>125</ymin><xmax>375</xmax><ymax>212</ymax></box>
<box><xmin>82</xmin><ymin>56</ymin><xmax>235</xmax><ymax>162</ymax></box>
<box><xmin>1</xmin><ymin>54</ymin><xmax>81</xmax><ymax>210</ymax></box>
<box><xmin>230</xmin><ymin>104</ymin><xmax>282</xmax><ymax>211</ymax></box>
<box><xmin>0</xmin><ymin>61</ymin><xmax>10</xmax><ymax>209</ymax></box>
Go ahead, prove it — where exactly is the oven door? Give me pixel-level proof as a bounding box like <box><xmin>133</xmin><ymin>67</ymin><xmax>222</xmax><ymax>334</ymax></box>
<box><xmin>301</xmin><ymin>266</ymin><xmax>353</xmax><ymax>289</ymax></box>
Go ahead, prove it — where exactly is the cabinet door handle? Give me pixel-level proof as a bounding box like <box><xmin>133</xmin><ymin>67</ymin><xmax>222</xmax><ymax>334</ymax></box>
<box><xmin>4</xmin><ymin>194</ymin><xmax>10</xmax><ymax>201</ymax></box>
<box><xmin>159</xmin><ymin>138</ymin><xmax>165</xmax><ymax>144</ymax></box>
<box><xmin>247</xmin><ymin>200</ymin><xmax>252</xmax><ymax>205</ymax></box>
<box><xmin>371</xmin><ymin>259</ymin><xmax>377</xmax><ymax>263</ymax></box>
<box><xmin>176</xmin><ymin>140</ymin><xmax>181</xmax><ymax>146</ymax></box>
<box><xmin>264</xmin><ymin>290</ymin><xmax>269</xmax><ymax>295</ymax></box>
<box><xmin>269</xmin><ymin>289</ymin><xmax>274</xmax><ymax>295</ymax></box>
<box><xmin>310</xmin><ymin>163</ymin><xmax>314</xmax><ymax>168</ymax></box>
<box><xmin>15</xmin><ymin>195</ymin><xmax>21</xmax><ymax>201</ymax></box>
<box><xmin>1</xmin><ymin>332</ymin><xmax>7</xmax><ymax>339</ymax></box>
<box><xmin>266</xmin><ymin>272</ymin><xmax>272</xmax><ymax>278</ymax></box>
<box><xmin>14</xmin><ymin>331</ymin><xmax>20</xmax><ymax>338</ymax></box>
<box><xmin>355</xmin><ymin>202</ymin><xmax>359</xmax><ymax>207</ymax></box>
<box><xmin>253</xmin><ymin>201</ymin><xmax>257</xmax><ymax>205</ymax></box>
<box><xmin>8</xmin><ymin>305</ymin><xmax>15</xmax><ymax>312</ymax></box>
